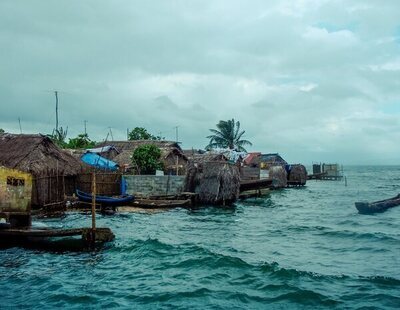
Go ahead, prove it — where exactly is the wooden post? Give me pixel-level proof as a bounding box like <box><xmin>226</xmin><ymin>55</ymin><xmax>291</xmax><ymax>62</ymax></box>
<box><xmin>91</xmin><ymin>171</ymin><xmax>96</xmax><ymax>241</ymax></box>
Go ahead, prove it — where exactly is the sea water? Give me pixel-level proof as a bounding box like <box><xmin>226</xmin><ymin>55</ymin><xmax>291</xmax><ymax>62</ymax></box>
<box><xmin>0</xmin><ymin>166</ymin><xmax>399</xmax><ymax>309</ymax></box>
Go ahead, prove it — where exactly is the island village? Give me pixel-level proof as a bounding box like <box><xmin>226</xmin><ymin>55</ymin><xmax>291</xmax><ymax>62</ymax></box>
<box><xmin>0</xmin><ymin>120</ymin><xmax>345</xmax><ymax>248</ymax></box>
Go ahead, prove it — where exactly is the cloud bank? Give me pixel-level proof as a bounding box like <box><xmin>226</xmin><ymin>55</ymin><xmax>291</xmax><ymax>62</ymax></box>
<box><xmin>1</xmin><ymin>0</ymin><xmax>399</xmax><ymax>164</ymax></box>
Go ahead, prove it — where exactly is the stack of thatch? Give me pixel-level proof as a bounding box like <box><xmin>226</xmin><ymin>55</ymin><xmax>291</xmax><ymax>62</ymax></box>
<box><xmin>269</xmin><ymin>165</ymin><xmax>287</xmax><ymax>188</ymax></box>
<box><xmin>288</xmin><ymin>164</ymin><xmax>307</xmax><ymax>186</ymax></box>
<box><xmin>184</xmin><ymin>161</ymin><xmax>240</xmax><ymax>205</ymax></box>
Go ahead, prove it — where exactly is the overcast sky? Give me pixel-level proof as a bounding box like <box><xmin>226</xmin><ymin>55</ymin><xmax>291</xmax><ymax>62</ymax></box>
<box><xmin>1</xmin><ymin>1</ymin><xmax>399</xmax><ymax>164</ymax></box>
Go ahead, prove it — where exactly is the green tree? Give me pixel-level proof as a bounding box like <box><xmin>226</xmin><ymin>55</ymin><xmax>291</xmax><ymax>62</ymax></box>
<box><xmin>0</xmin><ymin>128</ymin><xmax>4</xmax><ymax>134</ymax></box>
<box><xmin>131</xmin><ymin>144</ymin><xmax>163</xmax><ymax>175</ymax></box>
<box><xmin>68</xmin><ymin>133</ymin><xmax>96</xmax><ymax>149</ymax></box>
<box><xmin>128</xmin><ymin>127</ymin><xmax>162</xmax><ymax>141</ymax></box>
<box><xmin>206</xmin><ymin>118</ymin><xmax>252</xmax><ymax>152</ymax></box>
<box><xmin>49</xmin><ymin>127</ymin><xmax>68</xmax><ymax>148</ymax></box>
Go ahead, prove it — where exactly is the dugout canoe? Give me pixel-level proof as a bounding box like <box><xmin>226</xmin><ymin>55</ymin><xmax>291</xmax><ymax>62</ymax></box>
<box><xmin>355</xmin><ymin>194</ymin><xmax>400</xmax><ymax>214</ymax></box>
<box><xmin>76</xmin><ymin>189</ymin><xmax>134</xmax><ymax>206</ymax></box>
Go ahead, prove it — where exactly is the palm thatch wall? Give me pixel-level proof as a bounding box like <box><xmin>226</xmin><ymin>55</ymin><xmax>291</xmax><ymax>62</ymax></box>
<box><xmin>269</xmin><ymin>165</ymin><xmax>287</xmax><ymax>188</ymax></box>
<box><xmin>0</xmin><ymin>134</ymin><xmax>83</xmax><ymax>207</ymax></box>
<box><xmin>288</xmin><ymin>164</ymin><xmax>307</xmax><ymax>186</ymax></box>
<box><xmin>184</xmin><ymin>161</ymin><xmax>240</xmax><ymax>205</ymax></box>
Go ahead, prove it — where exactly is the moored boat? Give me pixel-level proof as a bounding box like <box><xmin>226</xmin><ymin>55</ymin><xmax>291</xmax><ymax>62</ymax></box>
<box><xmin>76</xmin><ymin>189</ymin><xmax>134</xmax><ymax>206</ymax></box>
<box><xmin>355</xmin><ymin>194</ymin><xmax>400</xmax><ymax>214</ymax></box>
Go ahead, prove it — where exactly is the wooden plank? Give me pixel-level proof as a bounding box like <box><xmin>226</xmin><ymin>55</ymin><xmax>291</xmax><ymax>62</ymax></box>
<box><xmin>240</xmin><ymin>179</ymin><xmax>273</xmax><ymax>192</ymax></box>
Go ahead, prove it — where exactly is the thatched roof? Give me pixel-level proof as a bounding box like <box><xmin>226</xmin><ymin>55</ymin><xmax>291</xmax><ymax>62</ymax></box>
<box><xmin>261</xmin><ymin>153</ymin><xmax>288</xmax><ymax>165</ymax></box>
<box><xmin>185</xmin><ymin>152</ymin><xmax>228</xmax><ymax>164</ymax></box>
<box><xmin>113</xmin><ymin>145</ymin><xmax>187</xmax><ymax>167</ymax></box>
<box><xmin>96</xmin><ymin>140</ymin><xmax>182</xmax><ymax>152</ymax></box>
<box><xmin>243</xmin><ymin>152</ymin><xmax>261</xmax><ymax>166</ymax></box>
<box><xmin>0</xmin><ymin>133</ymin><xmax>82</xmax><ymax>176</ymax></box>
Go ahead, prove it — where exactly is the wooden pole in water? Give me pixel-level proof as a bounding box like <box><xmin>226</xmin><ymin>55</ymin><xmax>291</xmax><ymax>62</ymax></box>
<box><xmin>91</xmin><ymin>171</ymin><xmax>96</xmax><ymax>240</ymax></box>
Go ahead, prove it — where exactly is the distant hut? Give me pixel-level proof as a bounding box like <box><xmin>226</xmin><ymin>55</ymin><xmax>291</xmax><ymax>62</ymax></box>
<box><xmin>259</xmin><ymin>153</ymin><xmax>290</xmax><ymax>187</ymax></box>
<box><xmin>64</xmin><ymin>145</ymin><xmax>119</xmax><ymax>161</ymax></box>
<box><xmin>185</xmin><ymin>160</ymin><xmax>240</xmax><ymax>205</ymax></box>
<box><xmin>287</xmin><ymin>164</ymin><xmax>307</xmax><ymax>186</ymax></box>
<box><xmin>183</xmin><ymin>150</ymin><xmax>228</xmax><ymax>164</ymax></box>
<box><xmin>260</xmin><ymin>153</ymin><xmax>288</xmax><ymax>169</ymax></box>
<box><xmin>0</xmin><ymin>134</ymin><xmax>82</xmax><ymax>208</ymax></box>
<box><xmin>241</xmin><ymin>152</ymin><xmax>261</xmax><ymax>181</ymax></box>
<box><xmin>269</xmin><ymin>165</ymin><xmax>287</xmax><ymax>188</ymax></box>
<box><xmin>96</xmin><ymin>140</ymin><xmax>188</xmax><ymax>175</ymax></box>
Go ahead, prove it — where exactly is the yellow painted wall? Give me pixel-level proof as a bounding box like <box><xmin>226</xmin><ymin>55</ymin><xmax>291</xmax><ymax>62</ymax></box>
<box><xmin>0</xmin><ymin>166</ymin><xmax>32</xmax><ymax>213</ymax></box>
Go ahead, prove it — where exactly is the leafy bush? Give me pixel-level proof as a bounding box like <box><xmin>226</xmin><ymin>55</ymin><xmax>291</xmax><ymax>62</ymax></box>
<box><xmin>68</xmin><ymin>133</ymin><xmax>96</xmax><ymax>149</ymax></box>
<box><xmin>131</xmin><ymin>144</ymin><xmax>163</xmax><ymax>175</ymax></box>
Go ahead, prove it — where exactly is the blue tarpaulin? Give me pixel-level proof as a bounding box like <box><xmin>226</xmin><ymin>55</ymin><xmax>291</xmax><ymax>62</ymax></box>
<box><xmin>81</xmin><ymin>152</ymin><xmax>118</xmax><ymax>171</ymax></box>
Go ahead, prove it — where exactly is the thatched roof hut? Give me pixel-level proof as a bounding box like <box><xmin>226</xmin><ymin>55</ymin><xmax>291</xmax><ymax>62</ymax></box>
<box><xmin>260</xmin><ymin>153</ymin><xmax>288</xmax><ymax>169</ymax></box>
<box><xmin>287</xmin><ymin>164</ymin><xmax>307</xmax><ymax>186</ymax></box>
<box><xmin>186</xmin><ymin>153</ymin><xmax>228</xmax><ymax>164</ymax></box>
<box><xmin>269</xmin><ymin>165</ymin><xmax>288</xmax><ymax>188</ymax></box>
<box><xmin>96</xmin><ymin>140</ymin><xmax>187</xmax><ymax>175</ymax></box>
<box><xmin>184</xmin><ymin>161</ymin><xmax>240</xmax><ymax>205</ymax></box>
<box><xmin>240</xmin><ymin>152</ymin><xmax>261</xmax><ymax>181</ymax></box>
<box><xmin>0</xmin><ymin>133</ymin><xmax>83</xmax><ymax>207</ymax></box>
<box><xmin>0</xmin><ymin>134</ymin><xmax>82</xmax><ymax>176</ymax></box>
<box><xmin>97</xmin><ymin>140</ymin><xmax>182</xmax><ymax>154</ymax></box>
<box><xmin>64</xmin><ymin>146</ymin><xmax>119</xmax><ymax>161</ymax></box>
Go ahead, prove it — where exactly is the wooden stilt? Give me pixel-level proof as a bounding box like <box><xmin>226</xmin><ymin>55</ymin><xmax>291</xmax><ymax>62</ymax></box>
<box><xmin>91</xmin><ymin>171</ymin><xmax>96</xmax><ymax>244</ymax></box>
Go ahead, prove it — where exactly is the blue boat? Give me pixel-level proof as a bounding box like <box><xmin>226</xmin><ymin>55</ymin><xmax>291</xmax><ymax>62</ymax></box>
<box><xmin>76</xmin><ymin>190</ymin><xmax>134</xmax><ymax>206</ymax></box>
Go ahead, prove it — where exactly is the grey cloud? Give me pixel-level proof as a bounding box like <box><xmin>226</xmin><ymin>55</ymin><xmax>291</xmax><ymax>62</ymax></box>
<box><xmin>1</xmin><ymin>0</ymin><xmax>400</xmax><ymax>164</ymax></box>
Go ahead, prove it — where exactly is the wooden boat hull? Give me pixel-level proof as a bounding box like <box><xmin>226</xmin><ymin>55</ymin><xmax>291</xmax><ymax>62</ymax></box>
<box><xmin>76</xmin><ymin>190</ymin><xmax>134</xmax><ymax>206</ymax></box>
<box><xmin>355</xmin><ymin>194</ymin><xmax>400</xmax><ymax>214</ymax></box>
<box><xmin>123</xmin><ymin>199</ymin><xmax>192</xmax><ymax>209</ymax></box>
<box><xmin>0</xmin><ymin>227</ymin><xmax>115</xmax><ymax>250</ymax></box>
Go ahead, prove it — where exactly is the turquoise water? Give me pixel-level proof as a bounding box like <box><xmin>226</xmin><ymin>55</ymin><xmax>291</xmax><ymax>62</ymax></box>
<box><xmin>1</xmin><ymin>166</ymin><xmax>399</xmax><ymax>309</ymax></box>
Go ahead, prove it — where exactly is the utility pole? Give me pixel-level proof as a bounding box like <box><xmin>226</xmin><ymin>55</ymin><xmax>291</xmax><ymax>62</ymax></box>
<box><xmin>55</xmin><ymin>91</ymin><xmax>59</xmax><ymax>132</ymax></box>
<box><xmin>174</xmin><ymin>126</ymin><xmax>179</xmax><ymax>143</ymax></box>
<box><xmin>108</xmin><ymin>127</ymin><xmax>114</xmax><ymax>141</ymax></box>
<box><xmin>127</xmin><ymin>128</ymin><xmax>129</xmax><ymax>140</ymax></box>
<box><xmin>84</xmin><ymin>120</ymin><xmax>88</xmax><ymax>135</ymax></box>
<box><xmin>18</xmin><ymin>117</ymin><xmax>22</xmax><ymax>133</ymax></box>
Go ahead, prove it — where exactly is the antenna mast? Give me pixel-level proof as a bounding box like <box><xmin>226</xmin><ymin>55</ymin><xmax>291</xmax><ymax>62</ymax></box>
<box><xmin>18</xmin><ymin>117</ymin><xmax>22</xmax><ymax>133</ymax></box>
<box><xmin>55</xmin><ymin>91</ymin><xmax>59</xmax><ymax>131</ymax></box>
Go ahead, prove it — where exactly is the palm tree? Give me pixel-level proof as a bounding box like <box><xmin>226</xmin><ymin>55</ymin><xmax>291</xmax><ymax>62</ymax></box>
<box><xmin>206</xmin><ymin>119</ymin><xmax>252</xmax><ymax>152</ymax></box>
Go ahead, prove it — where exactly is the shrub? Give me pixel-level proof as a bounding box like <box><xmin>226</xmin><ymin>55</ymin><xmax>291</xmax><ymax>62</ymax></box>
<box><xmin>131</xmin><ymin>144</ymin><xmax>163</xmax><ymax>175</ymax></box>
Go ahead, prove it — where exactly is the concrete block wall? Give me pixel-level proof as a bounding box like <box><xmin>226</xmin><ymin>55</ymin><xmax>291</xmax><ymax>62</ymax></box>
<box><xmin>122</xmin><ymin>175</ymin><xmax>185</xmax><ymax>197</ymax></box>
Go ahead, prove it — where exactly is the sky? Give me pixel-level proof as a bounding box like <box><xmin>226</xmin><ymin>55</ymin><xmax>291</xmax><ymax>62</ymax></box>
<box><xmin>0</xmin><ymin>0</ymin><xmax>400</xmax><ymax>165</ymax></box>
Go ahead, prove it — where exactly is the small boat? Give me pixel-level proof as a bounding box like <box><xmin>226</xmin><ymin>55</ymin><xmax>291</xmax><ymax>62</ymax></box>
<box><xmin>0</xmin><ymin>227</ymin><xmax>115</xmax><ymax>250</ymax></box>
<box><xmin>355</xmin><ymin>194</ymin><xmax>400</xmax><ymax>214</ymax></box>
<box><xmin>128</xmin><ymin>198</ymin><xmax>191</xmax><ymax>209</ymax></box>
<box><xmin>76</xmin><ymin>190</ymin><xmax>134</xmax><ymax>206</ymax></box>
